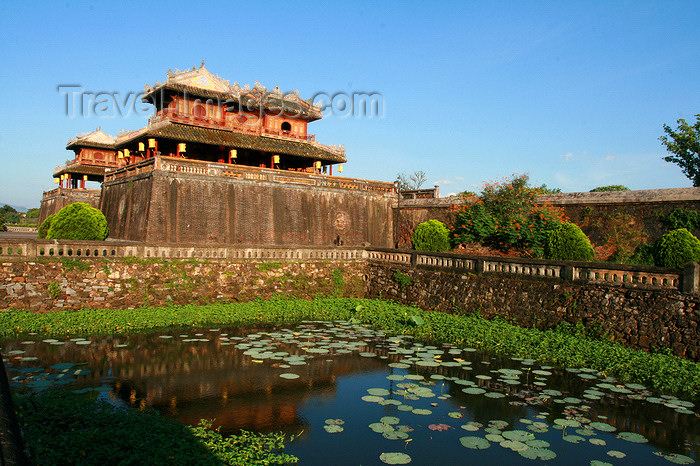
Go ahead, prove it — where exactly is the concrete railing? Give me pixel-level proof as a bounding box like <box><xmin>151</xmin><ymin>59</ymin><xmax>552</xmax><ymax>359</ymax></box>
<box><xmin>366</xmin><ymin>248</ymin><xmax>696</xmax><ymax>293</ymax></box>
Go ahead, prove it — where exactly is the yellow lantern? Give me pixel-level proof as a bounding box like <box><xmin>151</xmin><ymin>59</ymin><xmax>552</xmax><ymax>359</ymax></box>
<box><xmin>54</xmin><ymin>178</ymin><xmax>59</xmax><ymax>184</ymax></box>
<box><xmin>230</xmin><ymin>149</ymin><xmax>237</xmax><ymax>159</ymax></box>
<box><xmin>178</xmin><ymin>143</ymin><xmax>186</xmax><ymax>152</ymax></box>
<box><xmin>124</xmin><ymin>148</ymin><xmax>130</xmax><ymax>157</ymax></box>
<box><xmin>138</xmin><ymin>142</ymin><xmax>145</xmax><ymax>151</ymax></box>
<box><xmin>118</xmin><ymin>151</ymin><xmax>124</xmax><ymax>159</ymax></box>
<box><xmin>148</xmin><ymin>138</ymin><xmax>156</xmax><ymax>148</ymax></box>
<box><xmin>338</xmin><ymin>165</ymin><xmax>343</xmax><ymax>173</ymax></box>
<box><xmin>83</xmin><ymin>175</ymin><xmax>88</xmax><ymax>181</ymax></box>
<box><xmin>273</xmin><ymin>155</ymin><xmax>280</xmax><ymax>164</ymax></box>
<box><xmin>314</xmin><ymin>161</ymin><xmax>321</xmax><ymax>169</ymax></box>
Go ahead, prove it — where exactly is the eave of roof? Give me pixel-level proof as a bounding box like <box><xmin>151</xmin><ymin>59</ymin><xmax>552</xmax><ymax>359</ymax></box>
<box><xmin>116</xmin><ymin>121</ymin><xmax>346</xmax><ymax>163</ymax></box>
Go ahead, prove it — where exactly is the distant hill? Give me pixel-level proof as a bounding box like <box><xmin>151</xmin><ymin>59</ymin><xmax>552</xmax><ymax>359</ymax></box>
<box><xmin>0</xmin><ymin>203</ymin><xmax>31</xmax><ymax>213</ymax></box>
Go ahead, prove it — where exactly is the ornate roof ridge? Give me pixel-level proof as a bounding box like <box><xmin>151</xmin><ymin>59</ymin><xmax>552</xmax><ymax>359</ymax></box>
<box><xmin>143</xmin><ymin>63</ymin><xmax>323</xmax><ymax>115</ymax></box>
<box><xmin>67</xmin><ymin>128</ymin><xmax>116</xmax><ymax>146</ymax></box>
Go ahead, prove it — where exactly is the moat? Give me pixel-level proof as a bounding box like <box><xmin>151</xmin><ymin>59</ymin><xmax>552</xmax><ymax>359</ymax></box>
<box><xmin>2</xmin><ymin>321</ymin><xmax>697</xmax><ymax>465</ymax></box>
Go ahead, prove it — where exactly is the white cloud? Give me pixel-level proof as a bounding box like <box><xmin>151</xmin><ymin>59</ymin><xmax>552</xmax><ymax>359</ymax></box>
<box><xmin>605</xmin><ymin>155</ymin><xmax>617</xmax><ymax>161</ymax></box>
<box><xmin>561</xmin><ymin>152</ymin><xmax>574</xmax><ymax>161</ymax></box>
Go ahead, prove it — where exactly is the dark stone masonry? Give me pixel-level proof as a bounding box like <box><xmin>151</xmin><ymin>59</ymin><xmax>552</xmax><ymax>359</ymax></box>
<box><xmin>366</xmin><ymin>263</ymin><xmax>700</xmax><ymax>361</ymax></box>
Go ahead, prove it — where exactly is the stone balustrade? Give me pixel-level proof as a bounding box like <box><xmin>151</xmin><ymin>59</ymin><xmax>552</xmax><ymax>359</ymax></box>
<box><xmin>0</xmin><ymin>239</ymin><xmax>696</xmax><ymax>293</ymax></box>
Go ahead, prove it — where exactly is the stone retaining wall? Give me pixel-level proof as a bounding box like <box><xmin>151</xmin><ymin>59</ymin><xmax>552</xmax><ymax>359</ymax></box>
<box><xmin>0</xmin><ymin>259</ymin><xmax>365</xmax><ymax>312</ymax></box>
<box><xmin>366</xmin><ymin>262</ymin><xmax>700</xmax><ymax>361</ymax></box>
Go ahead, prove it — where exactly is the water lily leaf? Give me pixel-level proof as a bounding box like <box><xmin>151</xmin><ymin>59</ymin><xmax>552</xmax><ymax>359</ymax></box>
<box><xmin>590</xmin><ymin>461</ymin><xmax>613</xmax><ymax>466</ymax></box>
<box><xmin>279</xmin><ymin>373</ymin><xmax>300</xmax><ymax>379</ymax></box>
<box><xmin>459</xmin><ymin>436</ymin><xmax>490</xmax><ymax>450</ymax></box>
<box><xmin>411</xmin><ymin>408</ymin><xmax>432</xmax><ymax>415</ymax></box>
<box><xmin>368</xmin><ymin>388</ymin><xmax>390</xmax><ymax>396</ymax></box>
<box><xmin>323</xmin><ymin>425</ymin><xmax>343</xmax><ymax>433</ymax></box>
<box><xmin>589</xmin><ymin>422</ymin><xmax>616</xmax><ymax>432</ymax></box>
<box><xmin>484</xmin><ymin>392</ymin><xmax>506</xmax><ymax>399</ymax></box>
<box><xmin>325</xmin><ymin>419</ymin><xmax>345</xmax><ymax>425</ymax></box>
<box><xmin>526</xmin><ymin>439</ymin><xmax>550</xmax><ymax>448</ymax></box>
<box><xmin>369</xmin><ymin>423</ymin><xmax>394</xmax><ymax>433</ymax></box>
<box><xmin>554</xmin><ymin>418</ymin><xmax>581</xmax><ymax>428</ymax></box>
<box><xmin>379</xmin><ymin>452</ymin><xmax>411</xmax><ymax>464</ymax></box>
<box><xmin>607</xmin><ymin>450</ymin><xmax>626</xmax><ymax>459</ymax></box>
<box><xmin>462</xmin><ymin>387</ymin><xmax>486</xmax><ymax>395</ymax></box>
<box><xmin>652</xmin><ymin>452</ymin><xmax>695</xmax><ymax>464</ymax></box>
<box><xmin>520</xmin><ymin>447</ymin><xmax>556</xmax><ymax>460</ymax></box>
<box><xmin>380</xmin><ymin>416</ymin><xmax>400</xmax><ymax>425</ymax></box>
<box><xmin>362</xmin><ymin>395</ymin><xmax>385</xmax><ymax>403</ymax></box>
<box><xmin>461</xmin><ymin>422</ymin><xmax>482</xmax><ymax>432</ymax></box>
<box><xmin>447</xmin><ymin>412</ymin><xmax>464</xmax><ymax>419</ymax></box>
<box><xmin>428</xmin><ymin>423</ymin><xmax>451</xmax><ymax>431</ymax></box>
<box><xmin>500</xmin><ymin>440</ymin><xmax>528</xmax><ymax>451</ymax></box>
<box><xmin>501</xmin><ymin>430</ymin><xmax>533</xmax><ymax>442</ymax></box>
<box><xmin>589</xmin><ymin>438</ymin><xmax>607</xmax><ymax>446</ymax></box>
<box><xmin>485</xmin><ymin>433</ymin><xmax>504</xmax><ymax>443</ymax></box>
<box><xmin>563</xmin><ymin>435</ymin><xmax>585</xmax><ymax>444</ymax></box>
<box><xmin>617</xmin><ymin>432</ymin><xmax>648</xmax><ymax>443</ymax></box>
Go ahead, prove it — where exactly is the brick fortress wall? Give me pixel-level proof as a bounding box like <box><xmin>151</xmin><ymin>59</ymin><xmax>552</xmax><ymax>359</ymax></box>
<box><xmin>100</xmin><ymin>157</ymin><xmax>395</xmax><ymax>247</ymax></box>
<box><xmin>396</xmin><ymin>188</ymin><xmax>700</xmax><ymax>247</ymax></box>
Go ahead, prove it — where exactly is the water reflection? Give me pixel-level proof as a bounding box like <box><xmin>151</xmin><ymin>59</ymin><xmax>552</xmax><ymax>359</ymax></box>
<box><xmin>2</xmin><ymin>322</ymin><xmax>698</xmax><ymax>465</ymax></box>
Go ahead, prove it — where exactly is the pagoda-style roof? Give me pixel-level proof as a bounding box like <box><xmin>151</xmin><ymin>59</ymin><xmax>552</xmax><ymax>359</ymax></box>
<box><xmin>142</xmin><ymin>62</ymin><xmax>323</xmax><ymax>120</ymax></box>
<box><xmin>66</xmin><ymin>129</ymin><xmax>116</xmax><ymax>150</ymax></box>
<box><xmin>53</xmin><ymin>162</ymin><xmax>112</xmax><ymax>179</ymax></box>
<box><xmin>117</xmin><ymin>121</ymin><xmax>347</xmax><ymax>163</ymax></box>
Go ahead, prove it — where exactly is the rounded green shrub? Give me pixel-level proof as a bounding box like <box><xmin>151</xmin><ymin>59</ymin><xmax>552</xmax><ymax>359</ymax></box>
<box><xmin>37</xmin><ymin>214</ymin><xmax>55</xmax><ymax>239</ymax></box>
<box><xmin>544</xmin><ymin>222</ymin><xmax>595</xmax><ymax>261</ymax></box>
<box><xmin>412</xmin><ymin>219</ymin><xmax>451</xmax><ymax>252</ymax></box>
<box><xmin>46</xmin><ymin>203</ymin><xmax>108</xmax><ymax>241</ymax></box>
<box><xmin>655</xmin><ymin>228</ymin><xmax>700</xmax><ymax>268</ymax></box>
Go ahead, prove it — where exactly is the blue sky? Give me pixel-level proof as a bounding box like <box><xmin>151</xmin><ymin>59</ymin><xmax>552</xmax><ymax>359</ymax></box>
<box><xmin>1</xmin><ymin>1</ymin><xmax>698</xmax><ymax>209</ymax></box>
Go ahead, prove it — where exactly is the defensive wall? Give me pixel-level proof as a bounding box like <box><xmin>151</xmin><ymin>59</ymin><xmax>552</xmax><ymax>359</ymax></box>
<box><xmin>100</xmin><ymin>156</ymin><xmax>394</xmax><ymax>247</ymax></box>
<box><xmin>38</xmin><ymin>187</ymin><xmax>101</xmax><ymax>225</ymax></box>
<box><xmin>396</xmin><ymin>188</ymin><xmax>700</xmax><ymax>247</ymax></box>
<box><xmin>1</xmin><ymin>238</ymin><xmax>699</xmax><ymax>361</ymax></box>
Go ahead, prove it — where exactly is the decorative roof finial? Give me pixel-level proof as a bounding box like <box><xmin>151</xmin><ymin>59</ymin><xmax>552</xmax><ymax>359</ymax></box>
<box><xmin>200</xmin><ymin>60</ymin><xmax>205</xmax><ymax>69</ymax></box>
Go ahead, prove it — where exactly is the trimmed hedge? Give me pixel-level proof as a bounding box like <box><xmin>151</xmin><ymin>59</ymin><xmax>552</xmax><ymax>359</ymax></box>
<box><xmin>37</xmin><ymin>214</ymin><xmax>55</xmax><ymax>239</ymax></box>
<box><xmin>656</xmin><ymin>228</ymin><xmax>700</xmax><ymax>268</ymax></box>
<box><xmin>46</xmin><ymin>203</ymin><xmax>108</xmax><ymax>241</ymax></box>
<box><xmin>412</xmin><ymin>219</ymin><xmax>451</xmax><ymax>252</ymax></box>
<box><xmin>544</xmin><ymin>222</ymin><xmax>595</xmax><ymax>261</ymax></box>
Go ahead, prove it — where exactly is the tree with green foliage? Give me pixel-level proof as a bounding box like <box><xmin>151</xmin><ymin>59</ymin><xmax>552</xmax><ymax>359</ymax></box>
<box><xmin>660</xmin><ymin>114</ymin><xmax>700</xmax><ymax>186</ymax></box>
<box><xmin>25</xmin><ymin>208</ymin><xmax>40</xmax><ymax>218</ymax></box>
<box><xmin>46</xmin><ymin>203</ymin><xmax>108</xmax><ymax>241</ymax></box>
<box><xmin>536</xmin><ymin>184</ymin><xmax>562</xmax><ymax>194</ymax></box>
<box><xmin>450</xmin><ymin>174</ymin><xmax>567</xmax><ymax>256</ymax></box>
<box><xmin>0</xmin><ymin>205</ymin><xmax>20</xmax><ymax>224</ymax></box>
<box><xmin>655</xmin><ymin>228</ymin><xmax>700</xmax><ymax>268</ymax></box>
<box><xmin>412</xmin><ymin>219</ymin><xmax>451</xmax><ymax>252</ymax></box>
<box><xmin>395</xmin><ymin>170</ymin><xmax>427</xmax><ymax>191</ymax></box>
<box><xmin>590</xmin><ymin>185</ymin><xmax>630</xmax><ymax>192</ymax></box>
<box><xmin>659</xmin><ymin>208</ymin><xmax>700</xmax><ymax>232</ymax></box>
<box><xmin>0</xmin><ymin>211</ymin><xmax>5</xmax><ymax>230</ymax></box>
<box><xmin>544</xmin><ymin>222</ymin><xmax>595</xmax><ymax>261</ymax></box>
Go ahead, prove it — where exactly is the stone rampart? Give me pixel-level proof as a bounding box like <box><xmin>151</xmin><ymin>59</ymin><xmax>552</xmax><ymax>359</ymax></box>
<box><xmin>100</xmin><ymin>156</ymin><xmax>395</xmax><ymax>247</ymax></box>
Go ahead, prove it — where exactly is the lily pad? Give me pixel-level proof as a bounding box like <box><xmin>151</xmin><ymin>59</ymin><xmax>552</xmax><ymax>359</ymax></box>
<box><xmin>617</xmin><ymin>432</ymin><xmax>648</xmax><ymax>443</ymax></box>
<box><xmin>607</xmin><ymin>450</ymin><xmax>626</xmax><ymax>459</ymax></box>
<box><xmin>323</xmin><ymin>424</ymin><xmax>343</xmax><ymax>433</ymax></box>
<box><xmin>652</xmin><ymin>452</ymin><xmax>695</xmax><ymax>464</ymax></box>
<box><xmin>380</xmin><ymin>416</ymin><xmax>400</xmax><ymax>425</ymax></box>
<box><xmin>519</xmin><ymin>448</ymin><xmax>556</xmax><ymax>460</ymax></box>
<box><xmin>279</xmin><ymin>373</ymin><xmax>300</xmax><ymax>379</ymax></box>
<box><xmin>459</xmin><ymin>436</ymin><xmax>490</xmax><ymax>450</ymax></box>
<box><xmin>589</xmin><ymin>422</ymin><xmax>616</xmax><ymax>432</ymax></box>
<box><xmin>411</xmin><ymin>408</ymin><xmax>432</xmax><ymax>415</ymax></box>
<box><xmin>379</xmin><ymin>452</ymin><xmax>411</xmax><ymax>464</ymax></box>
